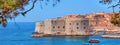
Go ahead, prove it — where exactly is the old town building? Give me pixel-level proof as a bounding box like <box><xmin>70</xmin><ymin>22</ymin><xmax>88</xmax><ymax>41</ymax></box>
<box><xmin>33</xmin><ymin>12</ymin><xmax>119</xmax><ymax>37</ymax></box>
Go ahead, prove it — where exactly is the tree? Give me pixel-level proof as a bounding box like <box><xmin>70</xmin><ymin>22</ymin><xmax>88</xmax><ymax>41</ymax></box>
<box><xmin>0</xmin><ymin>0</ymin><xmax>60</xmax><ymax>27</ymax></box>
<box><xmin>0</xmin><ymin>0</ymin><xmax>119</xmax><ymax>27</ymax></box>
<box><xmin>100</xmin><ymin>0</ymin><xmax>120</xmax><ymax>27</ymax></box>
<box><xmin>111</xmin><ymin>13</ymin><xmax>120</xmax><ymax>27</ymax></box>
<box><xmin>99</xmin><ymin>0</ymin><xmax>120</xmax><ymax>12</ymax></box>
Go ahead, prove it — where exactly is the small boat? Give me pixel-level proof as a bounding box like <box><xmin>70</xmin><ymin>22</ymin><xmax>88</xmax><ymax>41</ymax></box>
<box><xmin>88</xmin><ymin>39</ymin><xmax>99</xmax><ymax>43</ymax></box>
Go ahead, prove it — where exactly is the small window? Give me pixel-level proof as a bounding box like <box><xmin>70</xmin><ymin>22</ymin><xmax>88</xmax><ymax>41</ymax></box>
<box><xmin>55</xmin><ymin>21</ymin><xmax>57</xmax><ymax>23</ymax></box>
<box><xmin>63</xmin><ymin>26</ymin><xmax>65</xmax><ymax>28</ymax></box>
<box><xmin>77</xmin><ymin>27</ymin><xmax>79</xmax><ymax>29</ymax></box>
<box><xmin>83</xmin><ymin>27</ymin><xmax>86</xmax><ymax>29</ymax></box>
<box><xmin>81</xmin><ymin>21</ymin><xmax>83</xmax><ymax>22</ymax></box>
<box><xmin>69</xmin><ymin>23</ymin><xmax>71</xmax><ymax>25</ymax></box>
<box><xmin>53</xmin><ymin>26</ymin><xmax>55</xmax><ymax>29</ymax></box>
<box><xmin>40</xmin><ymin>25</ymin><xmax>42</xmax><ymax>27</ymax></box>
<box><xmin>83</xmin><ymin>23</ymin><xmax>86</xmax><ymax>25</ymax></box>
<box><xmin>76</xmin><ymin>23</ymin><xmax>79</xmax><ymax>25</ymax></box>
<box><xmin>58</xmin><ymin>26</ymin><xmax>60</xmax><ymax>28</ymax></box>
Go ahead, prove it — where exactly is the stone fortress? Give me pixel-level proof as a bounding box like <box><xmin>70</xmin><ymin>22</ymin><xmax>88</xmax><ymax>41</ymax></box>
<box><xmin>32</xmin><ymin>12</ymin><xmax>120</xmax><ymax>37</ymax></box>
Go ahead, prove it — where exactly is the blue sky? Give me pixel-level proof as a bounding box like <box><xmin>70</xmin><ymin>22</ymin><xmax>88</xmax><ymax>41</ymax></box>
<box><xmin>8</xmin><ymin>0</ymin><xmax>118</xmax><ymax>22</ymax></box>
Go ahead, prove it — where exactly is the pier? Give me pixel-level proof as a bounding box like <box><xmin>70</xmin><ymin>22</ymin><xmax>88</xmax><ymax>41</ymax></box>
<box><xmin>101</xmin><ymin>35</ymin><xmax>120</xmax><ymax>38</ymax></box>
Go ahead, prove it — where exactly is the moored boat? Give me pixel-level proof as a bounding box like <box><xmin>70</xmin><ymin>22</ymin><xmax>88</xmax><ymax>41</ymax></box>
<box><xmin>88</xmin><ymin>39</ymin><xmax>99</xmax><ymax>43</ymax></box>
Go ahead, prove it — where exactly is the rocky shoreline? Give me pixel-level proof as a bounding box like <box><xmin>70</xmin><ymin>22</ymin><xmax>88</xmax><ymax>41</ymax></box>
<box><xmin>31</xmin><ymin>32</ymin><xmax>92</xmax><ymax>38</ymax></box>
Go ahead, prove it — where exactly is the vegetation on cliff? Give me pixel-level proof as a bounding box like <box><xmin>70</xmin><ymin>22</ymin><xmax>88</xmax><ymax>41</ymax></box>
<box><xmin>0</xmin><ymin>0</ymin><xmax>60</xmax><ymax>27</ymax></box>
<box><xmin>111</xmin><ymin>13</ymin><xmax>120</xmax><ymax>27</ymax></box>
<box><xmin>100</xmin><ymin>0</ymin><xmax>120</xmax><ymax>27</ymax></box>
<box><xmin>0</xmin><ymin>0</ymin><xmax>29</xmax><ymax>27</ymax></box>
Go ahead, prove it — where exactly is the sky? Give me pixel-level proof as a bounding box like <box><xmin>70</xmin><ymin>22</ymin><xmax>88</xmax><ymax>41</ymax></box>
<box><xmin>8</xmin><ymin>0</ymin><xmax>119</xmax><ymax>22</ymax></box>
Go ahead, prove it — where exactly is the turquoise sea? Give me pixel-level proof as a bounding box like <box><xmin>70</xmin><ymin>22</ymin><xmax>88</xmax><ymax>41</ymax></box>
<box><xmin>0</xmin><ymin>22</ymin><xmax>120</xmax><ymax>45</ymax></box>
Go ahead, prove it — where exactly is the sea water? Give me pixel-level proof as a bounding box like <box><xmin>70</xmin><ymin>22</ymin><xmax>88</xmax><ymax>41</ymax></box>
<box><xmin>0</xmin><ymin>22</ymin><xmax>120</xmax><ymax>45</ymax></box>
